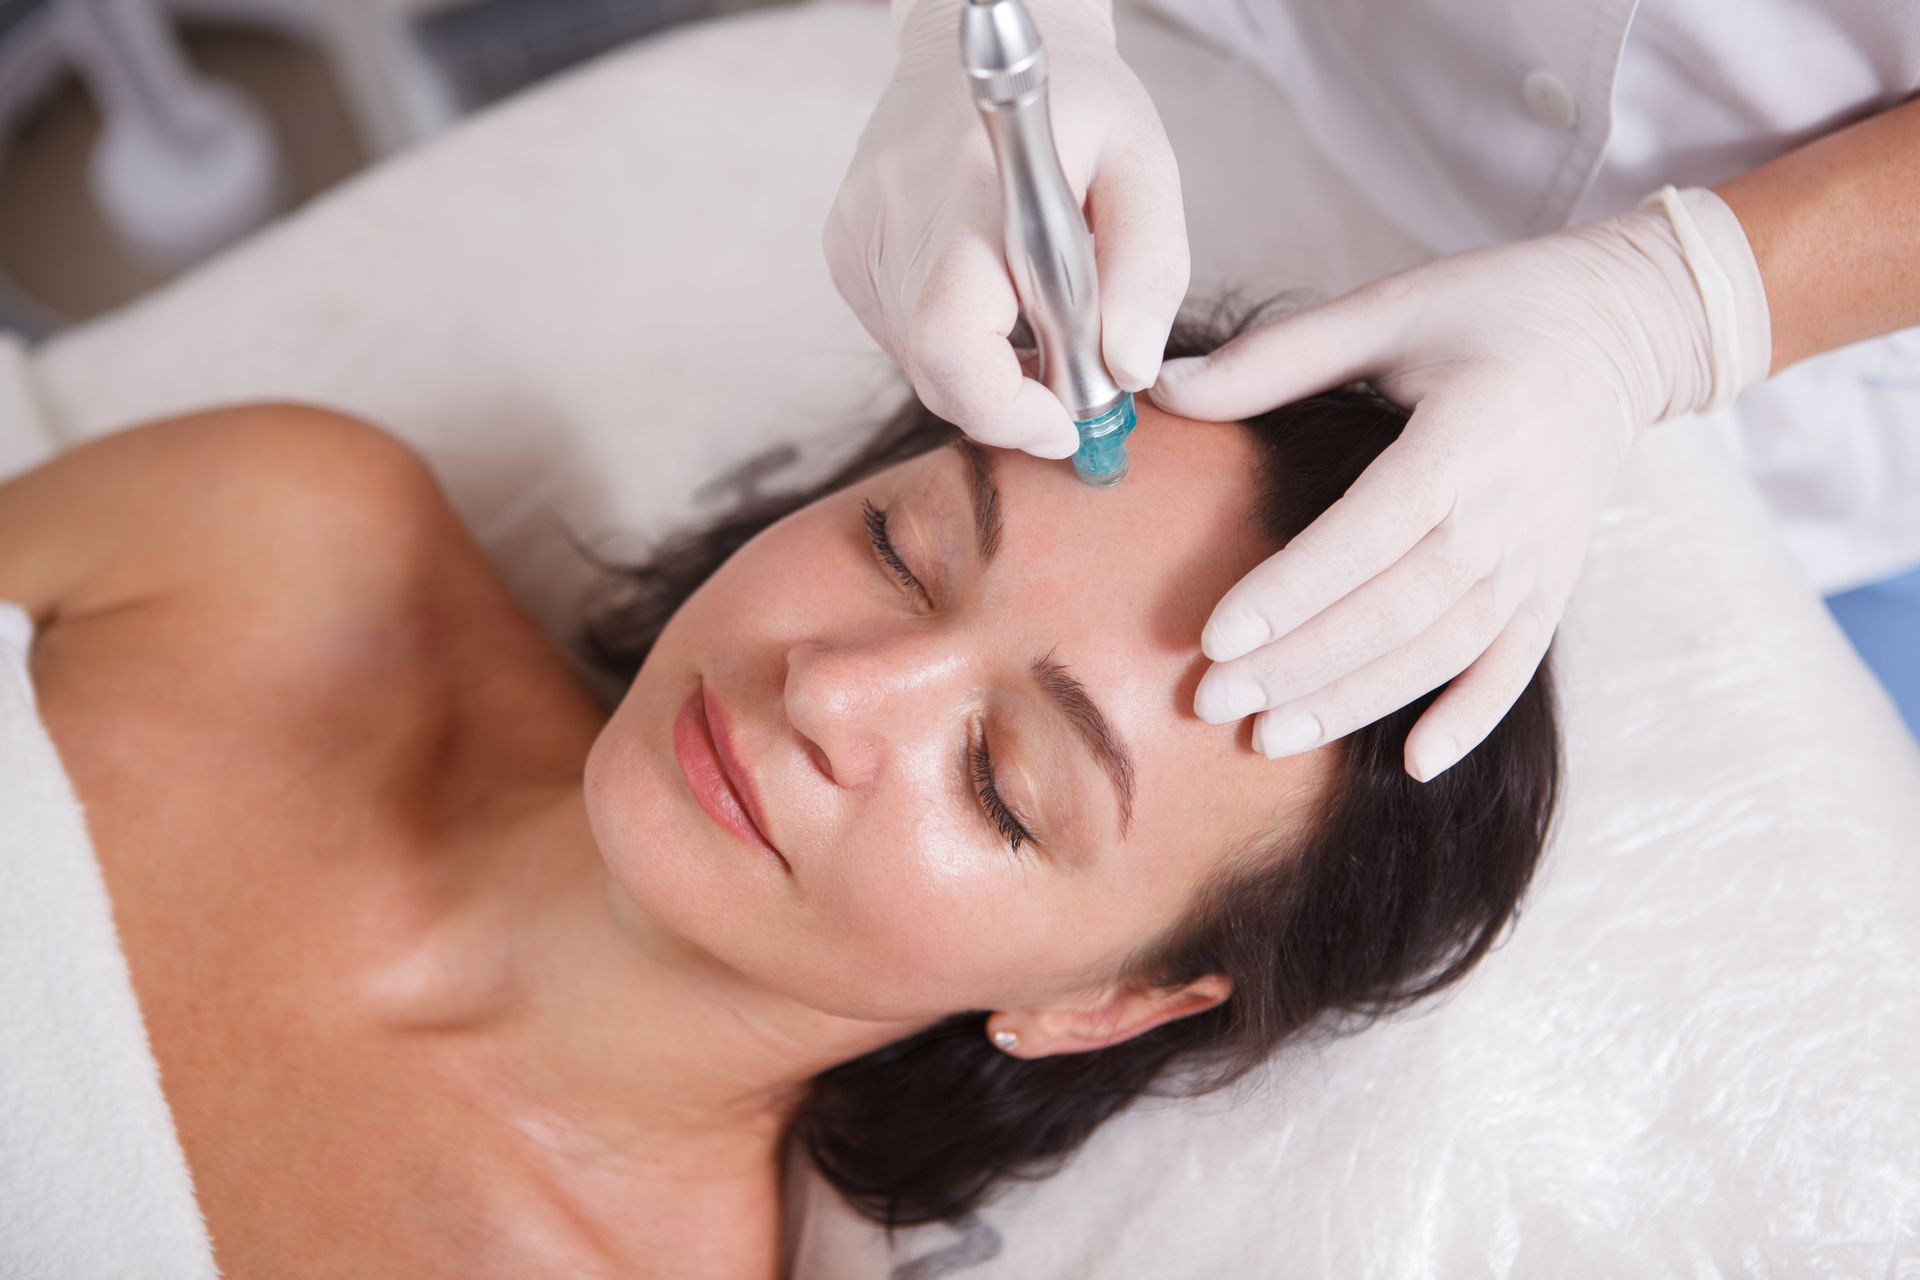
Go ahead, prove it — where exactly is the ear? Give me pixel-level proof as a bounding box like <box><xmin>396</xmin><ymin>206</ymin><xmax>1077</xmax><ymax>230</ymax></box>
<box><xmin>996</xmin><ymin>974</ymin><xmax>1231</xmax><ymax>1059</ymax></box>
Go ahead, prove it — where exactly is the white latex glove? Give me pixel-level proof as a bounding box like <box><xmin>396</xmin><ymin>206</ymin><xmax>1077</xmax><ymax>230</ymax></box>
<box><xmin>824</xmin><ymin>0</ymin><xmax>1189</xmax><ymax>457</ymax></box>
<box><xmin>1151</xmin><ymin>186</ymin><xmax>1773</xmax><ymax>780</ymax></box>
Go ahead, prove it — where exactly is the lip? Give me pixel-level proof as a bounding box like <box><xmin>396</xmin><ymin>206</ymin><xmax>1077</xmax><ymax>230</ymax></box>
<box><xmin>672</xmin><ymin>683</ymin><xmax>791</xmax><ymax>873</ymax></box>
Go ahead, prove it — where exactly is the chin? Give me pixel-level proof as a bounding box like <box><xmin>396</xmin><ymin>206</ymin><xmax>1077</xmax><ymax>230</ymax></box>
<box><xmin>580</xmin><ymin>673</ymin><xmax>959</xmax><ymax>1025</ymax></box>
<box><xmin>584</xmin><ymin>695</ymin><xmax>701</xmax><ymax>904</ymax></box>
<box><xmin>582</xmin><ymin>692</ymin><xmax>785</xmax><ymax>970</ymax></box>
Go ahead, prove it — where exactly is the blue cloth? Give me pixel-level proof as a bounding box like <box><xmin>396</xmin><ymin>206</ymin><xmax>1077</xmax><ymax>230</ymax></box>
<box><xmin>1826</xmin><ymin>564</ymin><xmax>1920</xmax><ymax>746</ymax></box>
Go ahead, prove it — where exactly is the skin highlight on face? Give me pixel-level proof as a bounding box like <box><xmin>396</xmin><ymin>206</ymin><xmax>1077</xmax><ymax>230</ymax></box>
<box><xmin>583</xmin><ymin>399</ymin><xmax>1338</xmax><ymax>1058</ymax></box>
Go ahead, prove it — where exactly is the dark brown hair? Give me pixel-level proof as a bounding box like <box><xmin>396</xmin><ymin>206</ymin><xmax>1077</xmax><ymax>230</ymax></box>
<box><xmin>572</xmin><ymin>299</ymin><xmax>1560</xmax><ymax>1230</ymax></box>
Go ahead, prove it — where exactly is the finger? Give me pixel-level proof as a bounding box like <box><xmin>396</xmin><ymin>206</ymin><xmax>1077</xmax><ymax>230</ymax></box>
<box><xmin>1402</xmin><ymin>599</ymin><xmax>1559</xmax><ymax>782</ymax></box>
<box><xmin>1242</xmin><ymin>579</ymin><xmax>1515</xmax><ymax>759</ymax></box>
<box><xmin>1146</xmin><ymin>286</ymin><xmax>1393</xmax><ymax>421</ymax></box>
<box><xmin>1087</xmin><ymin>126</ymin><xmax>1191</xmax><ymax>392</ymax></box>
<box><xmin>821</xmin><ymin>200</ymin><xmax>894</xmax><ymax>357</ymax></box>
<box><xmin>1192</xmin><ymin>517</ymin><xmax>1493</xmax><ymax>724</ymax></box>
<box><xmin>1199</xmin><ymin>415</ymin><xmax>1460</xmax><ymax>662</ymax></box>
<box><xmin>907</xmin><ymin>234</ymin><xmax>1081</xmax><ymax>459</ymax></box>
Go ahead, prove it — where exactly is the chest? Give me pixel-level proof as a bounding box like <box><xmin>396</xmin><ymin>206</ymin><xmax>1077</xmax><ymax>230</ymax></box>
<box><xmin>21</xmin><ymin>594</ymin><xmax>714</xmax><ymax>1276</ymax></box>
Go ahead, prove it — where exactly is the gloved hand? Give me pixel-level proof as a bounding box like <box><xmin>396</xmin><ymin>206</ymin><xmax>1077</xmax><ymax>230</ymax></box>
<box><xmin>825</xmin><ymin>0</ymin><xmax>1189</xmax><ymax>457</ymax></box>
<box><xmin>1151</xmin><ymin>186</ymin><xmax>1773</xmax><ymax>780</ymax></box>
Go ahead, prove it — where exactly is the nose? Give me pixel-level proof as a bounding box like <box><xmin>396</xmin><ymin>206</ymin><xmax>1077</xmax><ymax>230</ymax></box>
<box><xmin>783</xmin><ymin>633</ymin><xmax>971</xmax><ymax>789</ymax></box>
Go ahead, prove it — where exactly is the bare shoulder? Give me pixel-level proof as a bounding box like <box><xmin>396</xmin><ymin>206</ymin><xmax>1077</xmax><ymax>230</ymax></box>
<box><xmin>2</xmin><ymin>402</ymin><xmax>537</xmax><ymax>741</ymax></box>
<box><xmin>7</xmin><ymin>400</ymin><xmax>603</xmax><ymax>772</ymax></box>
<box><xmin>0</xmin><ymin>401</ymin><xmax>465</xmax><ymax>626</ymax></box>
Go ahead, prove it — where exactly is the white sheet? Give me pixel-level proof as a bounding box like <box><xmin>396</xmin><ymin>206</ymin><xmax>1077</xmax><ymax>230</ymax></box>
<box><xmin>0</xmin><ymin>603</ymin><xmax>219</xmax><ymax>1280</ymax></box>
<box><xmin>9</xmin><ymin>2</ymin><xmax>1919</xmax><ymax>1274</ymax></box>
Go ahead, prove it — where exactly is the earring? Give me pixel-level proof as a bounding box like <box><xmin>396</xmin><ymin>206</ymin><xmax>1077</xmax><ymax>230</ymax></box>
<box><xmin>991</xmin><ymin>1028</ymin><xmax>1020</xmax><ymax>1051</ymax></box>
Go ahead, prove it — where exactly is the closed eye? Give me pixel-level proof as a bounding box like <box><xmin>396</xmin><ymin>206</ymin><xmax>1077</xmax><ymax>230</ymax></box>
<box><xmin>859</xmin><ymin>497</ymin><xmax>1033</xmax><ymax>855</ymax></box>
<box><xmin>970</xmin><ymin>725</ymin><xmax>1037</xmax><ymax>856</ymax></box>
<box><xmin>861</xmin><ymin>499</ymin><xmax>933</xmax><ymax>609</ymax></box>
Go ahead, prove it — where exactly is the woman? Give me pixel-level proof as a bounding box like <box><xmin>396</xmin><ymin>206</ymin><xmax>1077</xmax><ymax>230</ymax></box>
<box><xmin>0</xmin><ymin>309</ymin><xmax>1555</xmax><ymax>1278</ymax></box>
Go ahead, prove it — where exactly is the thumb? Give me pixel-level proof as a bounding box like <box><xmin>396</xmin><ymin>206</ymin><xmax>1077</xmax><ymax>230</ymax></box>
<box><xmin>1087</xmin><ymin>126</ymin><xmax>1191</xmax><ymax>392</ymax></box>
<box><xmin>1146</xmin><ymin>289</ymin><xmax>1391</xmax><ymax>421</ymax></box>
<box><xmin>908</xmin><ymin>233</ymin><xmax>1083</xmax><ymax>459</ymax></box>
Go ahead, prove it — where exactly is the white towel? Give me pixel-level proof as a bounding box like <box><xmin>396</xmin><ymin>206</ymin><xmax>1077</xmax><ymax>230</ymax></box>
<box><xmin>0</xmin><ymin>602</ymin><xmax>218</xmax><ymax>1280</ymax></box>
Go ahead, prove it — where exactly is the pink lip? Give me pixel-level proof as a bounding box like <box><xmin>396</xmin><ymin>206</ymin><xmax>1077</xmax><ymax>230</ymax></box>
<box><xmin>673</xmin><ymin>683</ymin><xmax>790</xmax><ymax>873</ymax></box>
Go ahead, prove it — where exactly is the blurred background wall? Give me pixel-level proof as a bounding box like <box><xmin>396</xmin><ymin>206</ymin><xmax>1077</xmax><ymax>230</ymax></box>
<box><xmin>0</xmin><ymin>0</ymin><xmax>782</xmax><ymax>335</ymax></box>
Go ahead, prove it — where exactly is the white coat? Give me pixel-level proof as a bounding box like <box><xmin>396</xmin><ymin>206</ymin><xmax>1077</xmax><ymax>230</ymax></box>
<box><xmin>1139</xmin><ymin>0</ymin><xmax>1920</xmax><ymax>594</ymax></box>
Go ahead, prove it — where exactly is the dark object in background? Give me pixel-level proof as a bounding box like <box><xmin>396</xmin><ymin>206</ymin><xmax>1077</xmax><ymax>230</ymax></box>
<box><xmin>415</xmin><ymin>0</ymin><xmax>726</xmax><ymax>110</ymax></box>
<box><xmin>0</xmin><ymin>0</ymin><xmax>47</xmax><ymax>49</ymax></box>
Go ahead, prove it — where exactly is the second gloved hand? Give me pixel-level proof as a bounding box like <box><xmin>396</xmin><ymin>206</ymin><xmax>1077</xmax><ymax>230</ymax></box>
<box><xmin>1150</xmin><ymin>187</ymin><xmax>1773</xmax><ymax>780</ymax></box>
<box><xmin>825</xmin><ymin>0</ymin><xmax>1189</xmax><ymax>458</ymax></box>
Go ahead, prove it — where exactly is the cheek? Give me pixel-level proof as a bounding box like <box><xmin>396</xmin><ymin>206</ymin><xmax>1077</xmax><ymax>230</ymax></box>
<box><xmin>686</xmin><ymin>509</ymin><xmax>857</xmax><ymax>631</ymax></box>
<box><xmin>804</xmin><ymin>809</ymin><xmax>1010</xmax><ymax>1014</ymax></box>
<box><xmin>801</xmin><ymin>801</ymin><xmax>1131</xmax><ymax>1017</ymax></box>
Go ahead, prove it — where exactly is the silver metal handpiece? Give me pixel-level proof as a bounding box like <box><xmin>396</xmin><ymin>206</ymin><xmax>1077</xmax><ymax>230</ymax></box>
<box><xmin>961</xmin><ymin>0</ymin><xmax>1135</xmax><ymax>486</ymax></box>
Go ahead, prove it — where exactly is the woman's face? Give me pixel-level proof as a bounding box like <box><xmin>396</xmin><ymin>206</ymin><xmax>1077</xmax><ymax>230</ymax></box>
<box><xmin>585</xmin><ymin>405</ymin><xmax>1333</xmax><ymax>1024</ymax></box>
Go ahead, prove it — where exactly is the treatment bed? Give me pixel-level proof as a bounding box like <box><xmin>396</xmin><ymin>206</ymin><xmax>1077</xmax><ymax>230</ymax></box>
<box><xmin>1</xmin><ymin>2</ymin><xmax>1916</xmax><ymax>1275</ymax></box>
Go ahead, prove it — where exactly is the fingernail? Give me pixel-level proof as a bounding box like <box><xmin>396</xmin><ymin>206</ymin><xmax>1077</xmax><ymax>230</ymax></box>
<box><xmin>1407</xmin><ymin>734</ymin><xmax>1460</xmax><ymax>782</ymax></box>
<box><xmin>1155</xmin><ymin>355</ymin><xmax>1207</xmax><ymax>386</ymax></box>
<box><xmin>1202</xmin><ymin>610</ymin><xmax>1271</xmax><ymax>662</ymax></box>
<box><xmin>1256</xmin><ymin>710</ymin><xmax>1323</xmax><ymax>758</ymax></box>
<box><xmin>1035</xmin><ymin>427</ymin><xmax>1081</xmax><ymax>461</ymax></box>
<box><xmin>1147</xmin><ymin>359</ymin><xmax>1207</xmax><ymax>406</ymax></box>
<box><xmin>1107</xmin><ymin>320</ymin><xmax>1163</xmax><ymax>392</ymax></box>
<box><xmin>1196</xmin><ymin>676</ymin><xmax>1267</xmax><ymax>724</ymax></box>
<box><xmin>1009</xmin><ymin>414</ymin><xmax>1081</xmax><ymax>460</ymax></box>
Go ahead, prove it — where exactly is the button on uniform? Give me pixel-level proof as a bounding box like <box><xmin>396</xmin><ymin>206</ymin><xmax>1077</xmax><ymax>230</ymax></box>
<box><xmin>1522</xmin><ymin>69</ymin><xmax>1578</xmax><ymax>130</ymax></box>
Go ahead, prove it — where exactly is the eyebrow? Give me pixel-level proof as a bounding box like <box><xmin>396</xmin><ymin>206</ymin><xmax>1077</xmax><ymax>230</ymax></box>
<box><xmin>947</xmin><ymin>441</ymin><xmax>1136</xmax><ymax>838</ymax></box>
<box><xmin>1031</xmin><ymin>654</ymin><xmax>1136</xmax><ymax>837</ymax></box>
<box><xmin>954</xmin><ymin>438</ymin><xmax>1004</xmax><ymax>563</ymax></box>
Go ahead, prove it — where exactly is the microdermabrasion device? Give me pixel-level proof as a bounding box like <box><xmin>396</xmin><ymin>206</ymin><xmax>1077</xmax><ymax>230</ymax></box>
<box><xmin>961</xmin><ymin>0</ymin><xmax>1136</xmax><ymax>487</ymax></box>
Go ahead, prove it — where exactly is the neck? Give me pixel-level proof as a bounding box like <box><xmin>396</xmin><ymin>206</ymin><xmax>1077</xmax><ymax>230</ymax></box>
<box><xmin>357</xmin><ymin>779</ymin><xmax>921</xmax><ymax>1195</ymax></box>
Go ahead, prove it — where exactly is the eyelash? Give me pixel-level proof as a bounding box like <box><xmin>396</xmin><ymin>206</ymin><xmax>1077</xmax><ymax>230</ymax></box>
<box><xmin>861</xmin><ymin>500</ymin><xmax>932</xmax><ymax>607</ymax></box>
<box><xmin>971</xmin><ymin>727</ymin><xmax>1037</xmax><ymax>856</ymax></box>
<box><xmin>859</xmin><ymin>498</ymin><xmax>1036</xmax><ymax>857</ymax></box>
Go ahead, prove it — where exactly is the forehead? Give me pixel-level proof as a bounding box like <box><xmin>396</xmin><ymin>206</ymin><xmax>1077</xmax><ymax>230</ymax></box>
<box><xmin>908</xmin><ymin>404</ymin><xmax>1331</xmax><ymax>858</ymax></box>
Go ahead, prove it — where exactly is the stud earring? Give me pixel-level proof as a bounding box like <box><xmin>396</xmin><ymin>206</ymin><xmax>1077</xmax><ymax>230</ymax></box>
<box><xmin>991</xmin><ymin>1028</ymin><xmax>1020</xmax><ymax>1051</ymax></box>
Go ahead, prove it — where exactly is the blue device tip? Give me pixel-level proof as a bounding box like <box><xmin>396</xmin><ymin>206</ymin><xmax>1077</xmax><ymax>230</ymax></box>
<box><xmin>1072</xmin><ymin>393</ymin><xmax>1136</xmax><ymax>488</ymax></box>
